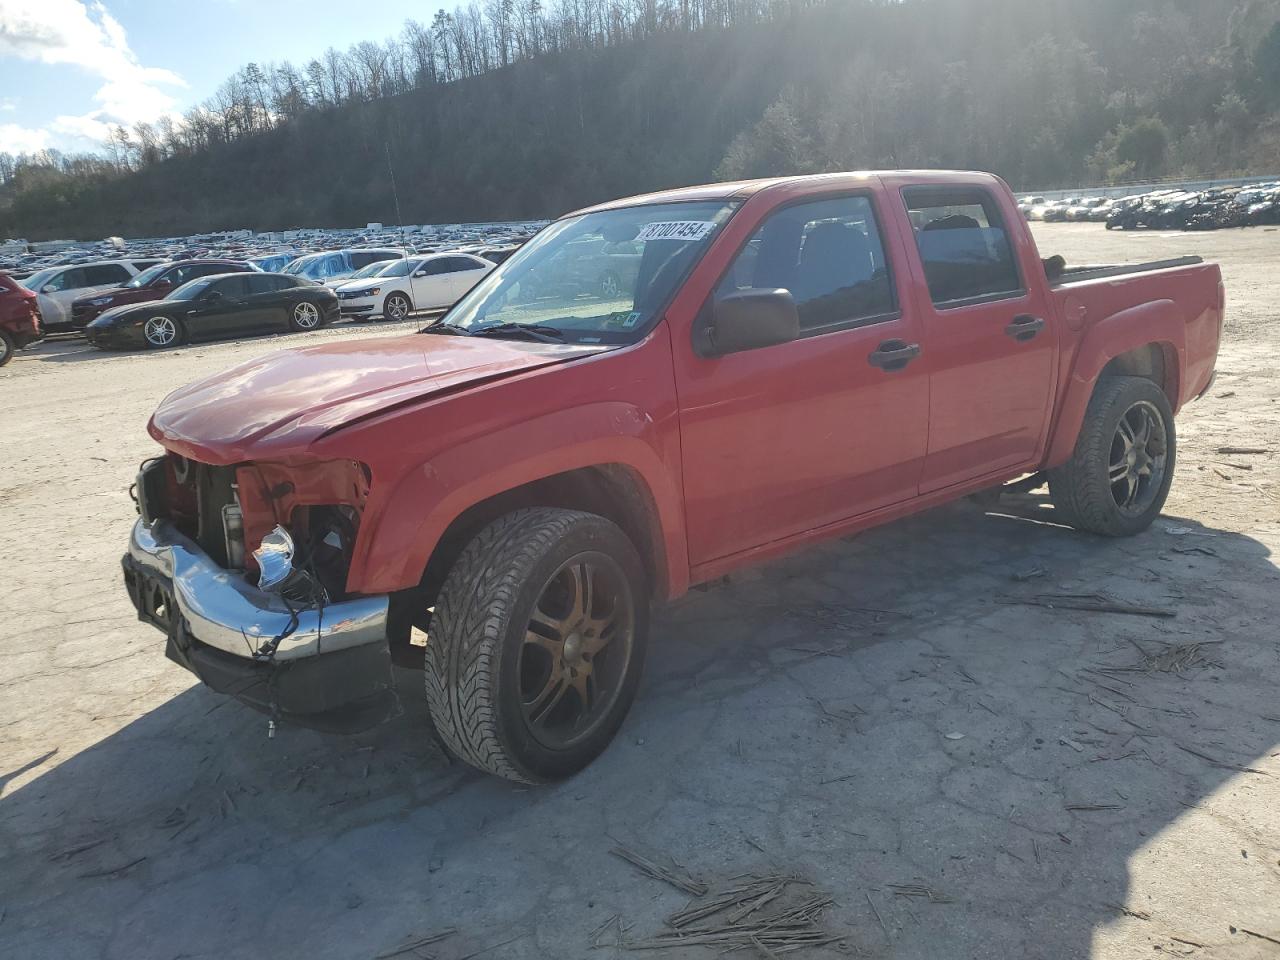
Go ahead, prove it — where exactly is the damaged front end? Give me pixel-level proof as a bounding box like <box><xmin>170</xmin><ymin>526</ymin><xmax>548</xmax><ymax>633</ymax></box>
<box><xmin>122</xmin><ymin>453</ymin><xmax>398</xmax><ymax>733</ymax></box>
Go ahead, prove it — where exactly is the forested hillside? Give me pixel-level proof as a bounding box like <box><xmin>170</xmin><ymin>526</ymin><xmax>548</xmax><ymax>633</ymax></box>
<box><xmin>3</xmin><ymin>0</ymin><xmax>1279</xmax><ymax>240</ymax></box>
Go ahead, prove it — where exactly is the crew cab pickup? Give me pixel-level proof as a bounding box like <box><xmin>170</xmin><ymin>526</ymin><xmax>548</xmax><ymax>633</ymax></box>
<box><xmin>121</xmin><ymin>171</ymin><xmax>1223</xmax><ymax>782</ymax></box>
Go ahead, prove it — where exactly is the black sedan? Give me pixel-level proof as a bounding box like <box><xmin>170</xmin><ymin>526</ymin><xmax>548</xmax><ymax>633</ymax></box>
<box><xmin>85</xmin><ymin>273</ymin><xmax>338</xmax><ymax>350</ymax></box>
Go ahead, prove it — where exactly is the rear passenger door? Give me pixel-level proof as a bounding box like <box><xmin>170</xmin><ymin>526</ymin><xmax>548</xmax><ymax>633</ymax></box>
<box><xmin>676</xmin><ymin>193</ymin><xmax>930</xmax><ymax>565</ymax></box>
<box><xmin>245</xmin><ymin>275</ymin><xmax>297</xmax><ymax>329</ymax></box>
<box><xmin>900</xmin><ymin>186</ymin><xmax>1056</xmax><ymax>492</ymax></box>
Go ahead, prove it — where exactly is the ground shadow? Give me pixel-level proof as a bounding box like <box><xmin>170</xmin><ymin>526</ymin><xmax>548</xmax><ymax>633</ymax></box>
<box><xmin>2</xmin><ymin>495</ymin><xmax>1277</xmax><ymax>960</ymax></box>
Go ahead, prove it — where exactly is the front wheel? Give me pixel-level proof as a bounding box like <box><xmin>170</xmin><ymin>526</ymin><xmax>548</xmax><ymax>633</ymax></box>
<box><xmin>383</xmin><ymin>292</ymin><xmax>412</xmax><ymax>321</ymax></box>
<box><xmin>143</xmin><ymin>315</ymin><xmax>183</xmax><ymax>349</ymax></box>
<box><xmin>1048</xmin><ymin>376</ymin><xmax>1176</xmax><ymax>536</ymax></box>
<box><xmin>424</xmin><ymin>508</ymin><xmax>649</xmax><ymax>783</ymax></box>
<box><xmin>290</xmin><ymin>301</ymin><xmax>322</xmax><ymax>330</ymax></box>
<box><xmin>0</xmin><ymin>329</ymin><xmax>14</xmax><ymax>367</ymax></box>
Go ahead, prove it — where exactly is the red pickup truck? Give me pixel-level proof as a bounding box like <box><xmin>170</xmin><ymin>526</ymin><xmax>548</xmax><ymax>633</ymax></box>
<box><xmin>0</xmin><ymin>271</ymin><xmax>43</xmax><ymax>366</ymax></box>
<box><xmin>122</xmin><ymin>171</ymin><xmax>1222</xmax><ymax>781</ymax></box>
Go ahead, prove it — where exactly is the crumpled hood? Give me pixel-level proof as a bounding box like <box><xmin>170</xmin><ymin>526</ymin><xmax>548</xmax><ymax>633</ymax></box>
<box><xmin>149</xmin><ymin>333</ymin><xmax>607</xmax><ymax>463</ymax></box>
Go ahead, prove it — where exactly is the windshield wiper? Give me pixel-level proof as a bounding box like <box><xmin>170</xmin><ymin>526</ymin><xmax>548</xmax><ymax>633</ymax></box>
<box><xmin>469</xmin><ymin>322</ymin><xmax>566</xmax><ymax>343</ymax></box>
<box><xmin>419</xmin><ymin>322</ymin><xmax>472</xmax><ymax>336</ymax></box>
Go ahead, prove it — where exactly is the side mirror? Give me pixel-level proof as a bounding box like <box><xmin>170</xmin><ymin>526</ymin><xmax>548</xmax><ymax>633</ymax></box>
<box><xmin>155</xmin><ymin>279</ymin><xmax>172</xmax><ymax>290</ymax></box>
<box><xmin>414</xmin><ymin>270</ymin><xmax>428</xmax><ymax>278</ymax></box>
<box><xmin>204</xmin><ymin>290</ymin><xmax>223</xmax><ymax>302</ymax></box>
<box><xmin>698</xmin><ymin>289</ymin><xmax>799</xmax><ymax>357</ymax></box>
<box><xmin>42</xmin><ymin>284</ymin><xmax>57</xmax><ymax>294</ymax></box>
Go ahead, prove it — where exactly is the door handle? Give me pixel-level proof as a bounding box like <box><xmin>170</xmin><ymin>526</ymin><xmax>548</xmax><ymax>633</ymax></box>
<box><xmin>868</xmin><ymin>339</ymin><xmax>921</xmax><ymax>372</ymax></box>
<box><xmin>1005</xmin><ymin>315</ymin><xmax>1045</xmax><ymax>342</ymax></box>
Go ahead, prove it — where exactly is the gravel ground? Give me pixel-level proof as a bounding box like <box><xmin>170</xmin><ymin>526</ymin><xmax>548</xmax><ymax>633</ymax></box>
<box><xmin>1</xmin><ymin>222</ymin><xmax>1277</xmax><ymax>960</ymax></box>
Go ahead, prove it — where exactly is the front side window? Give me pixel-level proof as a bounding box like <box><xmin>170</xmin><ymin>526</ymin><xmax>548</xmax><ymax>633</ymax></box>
<box><xmin>716</xmin><ymin>195</ymin><xmax>895</xmax><ymax>332</ymax></box>
<box><xmin>442</xmin><ymin>200</ymin><xmax>737</xmax><ymax>344</ymax></box>
<box><xmin>44</xmin><ymin>268</ymin><xmax>87</xmax><ymax>292</ymax></box>
<box><xmin>84</xmin><ymin>264</ymin><xmax>131</xmax><ymax>285</ymax></box>
<box><xmin>903</xmin><ymin>188</ymin><xmax>1022</xmax><ymax>306</ymax></box>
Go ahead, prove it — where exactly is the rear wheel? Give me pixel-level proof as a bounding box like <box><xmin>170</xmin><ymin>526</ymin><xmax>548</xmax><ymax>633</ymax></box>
<box><xmin>424</xmin><ymin>508</ymin><xmax>648</xmax><ymax>782</ymax></box>
<box><xmin>1048</xmin><ymin>376</ymin><xmax>1175</xmax><ymax>536</ymax></box>
<box><xmin>143</xmin><ymin>315</ymin><xmax>183</xmax><ymax>349</ymax></box>
<box><xmin>290</xmin><ymin>301</ymin><xmax>322</xmax><ymax>330</ymax></box>
<box><xmin>0</xmin><ymin>329</ymin><xmax>14</xmax><ymax>367</ymax></box>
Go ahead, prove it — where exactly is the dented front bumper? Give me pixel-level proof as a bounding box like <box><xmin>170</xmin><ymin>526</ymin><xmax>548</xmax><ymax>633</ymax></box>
<box><xmin>122</xmin><ymin>518</ymin><xmax>397</xmax><ymax>732</ymax></box>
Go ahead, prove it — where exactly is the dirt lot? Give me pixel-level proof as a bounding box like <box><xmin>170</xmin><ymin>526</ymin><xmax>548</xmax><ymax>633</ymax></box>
<box><xmin>1</xmin><ymin>222</ymin><xmax>1278</xmax><ymax>960</ymax></box>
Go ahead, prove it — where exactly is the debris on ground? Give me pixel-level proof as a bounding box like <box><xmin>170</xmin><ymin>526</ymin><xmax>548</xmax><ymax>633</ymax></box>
<box><xmin>887</xmin><ymin>882</ymin><xmax>954</xmax><ymax>903</ymax></box>
<box><xmin>1125</xmin><ymin>639</ymin><xmax>1223</xmax><ymax>674</ymax></box>
<box><xmin>998</xmin><ymin>593</ymin><xmax>1176</xmax><ymax>618</ymax></box>
<box><xmin>604</xmin><ymin>869</ymin><xmax>843</xmax><ymax>954</ymax></box>
<box><xmin>1215</xmin><ymin>446</ymin><xmax>1270</xmax><ymax>455</ymax></box>
<box><xmin>374</xmin><ymin>928</ymin><xmax>457</xmax><ymax>959</ymax></box>
<box><xmin>609</xmin><ymin>843</ymin><xmax>708</xmax><ymax>896</ymax></box>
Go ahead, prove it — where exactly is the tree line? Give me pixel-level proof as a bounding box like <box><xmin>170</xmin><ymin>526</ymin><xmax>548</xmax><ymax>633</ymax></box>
<box><xmin>2</xmin><ymin>0</ymin><xmax>1279</xmax><ymax>240</ymax></box>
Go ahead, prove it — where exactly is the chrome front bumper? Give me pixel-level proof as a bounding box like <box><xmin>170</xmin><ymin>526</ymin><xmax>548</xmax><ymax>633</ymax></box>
<box><xmin>126</xmin><ymin>518</ymin><xmax>388</xmax><ymax>662</ymax></box>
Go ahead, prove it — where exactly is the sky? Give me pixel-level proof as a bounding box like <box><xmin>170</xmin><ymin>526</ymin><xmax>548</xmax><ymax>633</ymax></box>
<box><xmin>0</xmin><ymin>0</ymin><xmax>446</xmax><ymax>156</ymax></box>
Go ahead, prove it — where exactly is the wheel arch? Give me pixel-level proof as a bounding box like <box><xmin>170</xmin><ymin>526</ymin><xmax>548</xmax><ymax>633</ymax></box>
<box><xmin>1045</xmin><ymin>299</ymin><xmax>1185</xmax><ymax>468</ymax></box>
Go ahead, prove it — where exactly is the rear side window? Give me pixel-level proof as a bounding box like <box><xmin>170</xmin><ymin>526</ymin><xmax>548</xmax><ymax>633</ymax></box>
<box><xmin>84</xmin><ymin>264</ymin><xmax>131</xmax><ymax>285</ymax></box>
<box><xmin>717</xmin><ymin>195</ymin><xmax>896</xmax><ymax>332</ymax></box>
<box><xmin>903</xmin><ymin>188</ymin><xmax>1022</xmax><ymax>306</ymax></box>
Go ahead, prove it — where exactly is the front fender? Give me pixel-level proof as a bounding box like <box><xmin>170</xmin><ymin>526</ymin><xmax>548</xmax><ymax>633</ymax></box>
<box><xmin>1045</xmin><ymin>299</ymin><xmax>1185</xmax><ymax>468</ymax></box>
<box><xmin>348</xmin><ymin>401</ymin><xmax>687</xmax><ymax>597</ymax></box>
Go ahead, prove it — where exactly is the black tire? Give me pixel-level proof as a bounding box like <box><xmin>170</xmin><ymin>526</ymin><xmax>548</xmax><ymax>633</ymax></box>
<box><xmin>142</xmin><ymin>314</ymin><xmax>184</xmax><ymax>349</ymax></box>
<box><xmin>425</xmin><ymin>508</ymin><xmax>649</xmax><ymax>783</ymax></box>
<box><xmin>0</xmin><ymin>329</ymin><xmax>14</xmax><ymax>367</ymax></box>
<box><xmin>1048</xmin><ymin>376</ymin><xmax>1176</xmax><ymax>536</ymax></box>
<box><xmin>382</xmin><ymin>292</ymin><xmax>413</xmax><ymax>321</ymax></box>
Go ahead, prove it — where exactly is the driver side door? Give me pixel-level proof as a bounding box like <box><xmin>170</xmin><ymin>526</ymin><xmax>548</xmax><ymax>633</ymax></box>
<box><xmin>674</xmin><ymin>193</ymin><xmax>930</xmax><ymax>567</ymax></box>
<box><xmin>410</xmin><ymin>258</ymin><xmax>455</xmax><ymax>310</ymax></box>
<box><xmin>183</xmin><ymin>276</ymin><xmax>256</xmax><ymax>337</ymax></box>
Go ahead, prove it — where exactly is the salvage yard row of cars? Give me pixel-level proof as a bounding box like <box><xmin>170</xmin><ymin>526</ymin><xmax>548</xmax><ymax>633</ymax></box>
<box><xmin>0</xmin><ymin>236</ymin><xmax>536</xmax><ymax>362</ymax></box>
<box><xmin>1019</xmin><ymin>180</ymin><xmax>1280</xmax><ymax>231</ymax></box>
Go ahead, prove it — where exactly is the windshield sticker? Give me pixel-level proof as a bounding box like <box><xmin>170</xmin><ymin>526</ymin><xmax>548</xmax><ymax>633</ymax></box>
<box><xmin>622</xmin><ymin>311</ymin><xmax>643</xmax><ymax>328</ymax></box>
<box><xmin>636</xmin><ymin>220</ymin><xmax>716</xmax><ymax>242</ymax></box>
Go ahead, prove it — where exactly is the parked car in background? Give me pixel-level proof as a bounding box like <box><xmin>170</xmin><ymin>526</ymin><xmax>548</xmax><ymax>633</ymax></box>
<box><xmin>282</xmin><ymin>248</ymin><xmax>406</xmax><ymax>285</ymax></box>
<box><xmin>71</xmin><ymin>259</ymin><xmax>258</xmax><ymax>329</ymax></box>
<box><xmin>335</xmin><ymin>253</ymin><xmax>494</xmax><ymax>320</ymax></box>
<box><xmin>0</xmin><ymin>271</ymin><xmax>43</xmax><ymax>366</ymax></box>
<box><xmin>250</xmin><ymin>253</ymin><xmax>298</xmax><ymax>272</ymax></box>
<box><xmin>85</xmin><ymin>273</ymin><xmax>338</xmax><ymax>350</ymax></box>
<box><xmin>20</xmin><ymin>260</ymin><xmax>161</xmax><ymax>332</ymax></box>
<box><xmin>331</xmin><ymin>260</ymin><xmax>398</xmax><ymax>292</ymax></box>
<box><xmin>473</xmin><ymin>245</ymin><xmax>521</xmax><ymax>265</ymax></box>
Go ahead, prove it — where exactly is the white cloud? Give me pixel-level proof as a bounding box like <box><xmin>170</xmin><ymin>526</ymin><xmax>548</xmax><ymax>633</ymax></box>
<box><xmin>0</xmin><ymin>123</ymin><xmax>50</xmax><ymax>153</ymax></box>
<box><xmin>0</xmin><ymin>99</ymin><xmax>17</xmax><ymax>113</ymax></box>
<box><xmin>0</xmin><ymin>1</ymin><xmax>186</xmax><ymax>153</ymax></box>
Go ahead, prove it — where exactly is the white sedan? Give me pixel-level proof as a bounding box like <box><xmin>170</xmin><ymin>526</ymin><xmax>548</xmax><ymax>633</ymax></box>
<box><xmin>335</xmin><ymin>253</ymin><xmax>495</xmax><ymax>321</ymax></box>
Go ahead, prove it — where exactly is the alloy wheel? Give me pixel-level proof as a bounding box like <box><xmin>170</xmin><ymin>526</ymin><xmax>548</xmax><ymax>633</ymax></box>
<box><xmin>518</xmin><ymin>552</ymin><xmax>636</xmax><ymax>750</ymax></box>
<box><xmin>293</xmin><ymin>302</ymin><xmax>320</xmax><ymax>328</ymax></box>
<box><xmin>387</xmin><ymin>295</ymin><xmax>410</xmax><ymax>320</ymax></box>
<box><xmin>144</xmin><ymin>316</ymin><xmax>177</xmax><ymax>347</ymax></box>
<box><xmin>1108</xmin><ymin>400</ymin><xmax>1168</xmax><ymax>516</ymax></box>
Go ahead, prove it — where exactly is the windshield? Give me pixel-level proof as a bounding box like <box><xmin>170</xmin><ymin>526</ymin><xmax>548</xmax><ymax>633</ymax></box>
<box><xmin>440</xmin><ymin>200</ymin><xmax>738</xmax><ymax>343</ymax></box>
<box><xmin>167</xmin><ymin>278</ymin><xmax>213</xmax><ymax>301</ymax></box>
<box><xmin>125</xmin><ymin>263</ymin><xmax>169</xmax><ymax>288</ymax></box>
<box><xmin>347</xmin><ymin>260</ymin><xmax>395</xmax><ymax>280</ymax></box>
<box><xmin>283</xmin><ymin>256</ymin><xmax>320</xmax><ymax>276</ymax></box>
<box><xmin>20</xmin><ymin>268</ymin><xmax>56</xmax><ymax>291</ymax></box>
<box><xmin>376</xmin><ymin>258</ymin><xmax>416</xmax><ymax>278</ymax></box>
